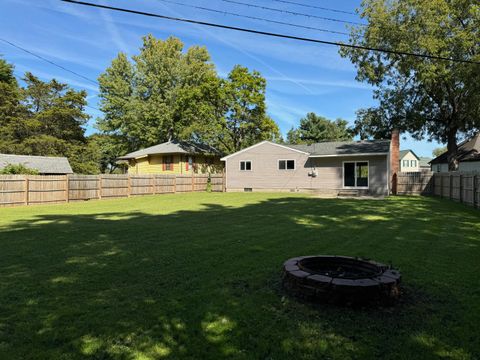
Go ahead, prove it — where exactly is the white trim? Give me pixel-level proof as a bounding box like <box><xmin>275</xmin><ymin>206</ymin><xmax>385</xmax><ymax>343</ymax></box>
<box><xmin>239</xmin><ymin>160</ymin><xmax>252</xmax><ymax>171</ymax></box>
<box><xmin>220</xmin><ymin>141</ymin><xmax>309</xmax><ymax>161</ymax></box>
<box><xmin>342</xmin><ymin>160</ymin><xmax>370</xmax><ymax>189</ymax></box>
<box><xmin>278</xmin><ymin>159</ymin><xmax>296</xmax><ymax>171</ymax></box>
<box><xmin>309</xmin><ymin>152</ymin><xmax>388</xmax><ymax>158</ymax></box>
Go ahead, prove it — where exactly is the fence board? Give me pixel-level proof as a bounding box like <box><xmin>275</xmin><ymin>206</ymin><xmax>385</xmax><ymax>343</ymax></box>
<box><xmin>0</xmin><ymin>173</ymin><xmax>224</xmax><ymax>207</ymax></box>
<box><xmin>432</xmin><ymin>172</ymin><xmax>479</xmax><ymax>209</ymax></box>
<box><xmin>397</xmin><ymin>171</ymin><xmax>433</xmax><ymax>195</ymax></box>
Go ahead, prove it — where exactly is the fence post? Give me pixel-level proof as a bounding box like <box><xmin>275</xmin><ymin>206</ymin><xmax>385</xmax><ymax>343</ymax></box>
<box><xmin>152</xmin><ymin>175</ymin><xmax>156</xmax><ymax>195</ymax></box>
<box><xmin>449</xmin><ymin>174</ymin><xmax>453</xmax><ymax>200</ymax></box>
<box><xmin>127</xmin><ymin>175</ymin><xmax>131</xmax><ymax>197</ymax></box>
<box><xmin>24</xmin><ymin>176</ymin><xmax>29</xmax><ymax>205</ymax></box>
<box><xmin>192</xmin><ymin>173</ymin><xmax>195</xmax><ymax>192</ymax></box>
<box><xmin>173</xmin><ymin>175</ymin><xmax>177</xmax><ymax>194</ymax></box>
<box><xmin>474</xmin><ymin>174</ymin><xmax>478</xmax><ymax>209</ymax></box>
<box><xmin>98</xmin><ymin>175</ymin><xmax>102</xmax><ymax>200</ymax></box>
<box><xmin>65</xmin><ymin>175</ymin><xmax>69</xmax><ymax>203</ymax></box>
<box><xmin>459</xmin><ymin>174</ymin><xmax>463</xmax><ymax>203</ymax></box>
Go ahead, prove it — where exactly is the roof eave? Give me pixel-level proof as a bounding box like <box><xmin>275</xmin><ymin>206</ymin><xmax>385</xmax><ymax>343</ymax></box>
<box><xmin>309</xmin><ymin>152</ymin><xmax>389</xmax><ymax>158</ymax></box>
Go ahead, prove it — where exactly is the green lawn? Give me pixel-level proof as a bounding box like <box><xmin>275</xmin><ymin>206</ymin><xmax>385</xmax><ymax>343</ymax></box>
<box><xmin>0</xmin><ymin>193</ymin><xmax>479</xmax><ymax>359</ymax></box>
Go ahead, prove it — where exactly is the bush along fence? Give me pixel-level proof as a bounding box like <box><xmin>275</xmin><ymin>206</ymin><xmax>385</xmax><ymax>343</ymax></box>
<box><xmin>397</xmin><ymin>171</ymin><xmax>480</xmax><ymax>209</ymax></box>
<box><xmin>0</xmin><ymin>174</ymin><xmax>225</xmax><ymax>207</ymax></box>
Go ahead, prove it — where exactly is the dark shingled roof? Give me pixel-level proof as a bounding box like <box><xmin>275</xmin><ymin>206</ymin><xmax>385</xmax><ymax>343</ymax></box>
<box><xmin>0</xmin><ymin>154</ymin><xmax>73</xmax><ymax>174</ymax></box>
<box><xmin>285</xmin><ymin>139</ymin><xmax>390</xmax><ymax>156</ymax></box>
<box><xmin>430</xmin><ymin>133</ymin><xmax>480</xmax><ymax>164</ymax></box>
<box><xmin>118</xmin><ymin>140</ymin><xmax>223</xmax><ymax>160</ymax></box>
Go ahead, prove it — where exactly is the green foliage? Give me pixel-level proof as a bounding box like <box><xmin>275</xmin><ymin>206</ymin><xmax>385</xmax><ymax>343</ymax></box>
<box><xmin>286</xmin><ymin>113</ymin><xmax>353</xmax><ymax>144</ymax></box>
<box><xmin>0</xmin><ymin>59</ymin><xmax>100</xmax><ymax>174</ymax></box>
<box><xmin>0</xmin><ymin>194</ymin><xmax>479</xmax><ymax>358</ymax></box>
<box><xmin>432</xmin><ymin>146</ymin><xmax>447</xmax><ymax>158</ymax></box>
<box><xmin>98</xmin><ymin>36</ymin><xmax>280</xmax><ymax>154</ymax></box>
<box><xmin>341</xmin><ymin>0</ymin><xmax>480</xmax><ymax>169</ymax></box>
<box><xmin>0</xmin><ymin>163</ymin><xmax>39</xmax><ymax>175</ymax></box>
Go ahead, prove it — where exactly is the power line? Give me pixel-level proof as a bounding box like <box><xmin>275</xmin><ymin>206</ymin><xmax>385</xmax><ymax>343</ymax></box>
<box><xmin>61</xmin><ymin>0</ymin><xmax>480</xmax><ymax>65</ymax></box>
<box><xmin>157</xmin><ymin>0</ymin><xmax>350</xmax><ymax>36</ymax></box>
<box><xmin>12</xmin><ymin>72</ymin><xmax>101</xmax><ymax>111</ymax></box>
<box><xmin>269</xmin><ymin>0</ymin><xmax>357</xmax><ymax>15</ymax></box>
<box><xmin>220</xmin><ymin>0</ymin><xmax>366</xmax><ymax>26</ymax></box>
<box><xmin>0</xmin><ymin>38</ymin><xmax>99</xmax><ymax>85</ymax></box>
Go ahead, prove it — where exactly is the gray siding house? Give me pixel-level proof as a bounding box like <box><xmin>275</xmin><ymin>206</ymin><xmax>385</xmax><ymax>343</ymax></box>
<box><xmin>221</xmin><ymin>139</ymin><xmax>392</xmax><ymax>195</ymax></box>
<box><xmin>430</xmin><ymin>133</ymin><xmax>480</xmax><ymax>173</ymax></box>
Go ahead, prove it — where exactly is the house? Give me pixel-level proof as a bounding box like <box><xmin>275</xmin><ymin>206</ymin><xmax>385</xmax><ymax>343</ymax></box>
<box><xmin>221</xmin><ymin>131</ymin><xmax>400</xmax><ymax>196</ymax></box>
<box><xmin>117</xmin><ymin>140</ymin><xmax>223</xmax><ymax>175</ymax></box>
<box><xmin>399</xmin><ymin>149</ymin><xmax>420</xmax><ymax>172</ymax></box>
<box><xmin>0</xmin><ymin>154</ymin><xmax>73</xmax><ymax>175</ymax></box>
<box><xmin>419</xmin><ymin>157</ymin><xmax>432</xmax><ymax>171</ymax></box>
<box><xmin>430</xmin><ymin>133</ymin><xmax>480</xmax><ymax>172</ymax></box>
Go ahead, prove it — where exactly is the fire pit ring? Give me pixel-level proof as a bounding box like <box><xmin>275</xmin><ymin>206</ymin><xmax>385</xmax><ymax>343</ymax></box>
<box><xmin>282</xmin><ymin>256</ymin><xmax>401</xmax><ymax>305</ymax></box>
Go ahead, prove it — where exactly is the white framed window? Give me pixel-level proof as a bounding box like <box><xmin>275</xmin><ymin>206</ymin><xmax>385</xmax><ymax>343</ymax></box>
<box><xmin>402</xmin><ymin>159</ymin><xmax>409</xmax><ymax>167</ymax></box>
<box><xmin>343</xmin><ymin>161</ymin><xmax>369</xmax><ymax>188</ymax></box>
<box><xmin>278</xmin><ymin>159</ymin><xmax>295</xmax><ymax>170</ymax></box>
<box><xmin>240</xmin><ymin>160</ymin><xmax>252</xmax><ymax>171</ymax></box>
<box><xmin>410</xmin><ymin>160</ymin><xmax>417</xmax><ymax>167</ymax></box>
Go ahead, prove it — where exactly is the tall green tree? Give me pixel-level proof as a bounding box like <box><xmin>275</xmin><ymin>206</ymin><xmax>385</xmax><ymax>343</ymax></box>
<box><xmin>0</xmin><ymin>65</ymin><xmax>99</xmax><ymax>174</ymax></box>
<box><xmin>432</xmin><ymin>146</ymin><xmax>447</xmax><ymax>158</ymax></box>
<box><xmin>199</xmin><ymin>65</ymin><xmax>280</xmax><ymax>153</ymax></box>
<box><xmin>341</xmin><ymin>0</ymin><xmax>480</xmax><ymax>170</ymax></box>
<box><xmin>286</xmin><ymin>113</ymin><xmax>352</xmax><ymax>144</ymax></box>
<box><xmin>98</xmin><ymin>35</ymin><xmax>222</xmax><ymax>151</ymax></box>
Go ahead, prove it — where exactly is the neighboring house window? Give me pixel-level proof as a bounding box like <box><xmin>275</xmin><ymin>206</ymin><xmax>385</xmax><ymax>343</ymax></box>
<box><xmin>240</xmin><ymin>160</ymin><xmax>252</xmax><ymax>171</ymax></box>
<box><xmin>402</xmin><ymin>159</ymin><xmax>409</xmax><ymax>167</ymax></box>
<box><xmin>163</xmin><ymin>155</ymin><xmax>173</xmax><ymax>171</ymax></box>
<box><xmin>343</xmin><ymin>161</ymin><xmax>369</xmax><ymax>188</ymax></box>
<box><xmin>278</xmin><ymin>159</ymin><xmax>295</xmax><ymax>170</ymax></box>
<box><xmin>411</xmin><ymin>160</ymin><xmax>417</xmax><ymax>167</ymax></box>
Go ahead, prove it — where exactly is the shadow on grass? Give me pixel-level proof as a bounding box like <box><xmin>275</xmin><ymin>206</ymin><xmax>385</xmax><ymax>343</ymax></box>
<box><xmin>0</xmin><ymin>195</ymin><xmax>479</xmax><ymax>359</ymax></box>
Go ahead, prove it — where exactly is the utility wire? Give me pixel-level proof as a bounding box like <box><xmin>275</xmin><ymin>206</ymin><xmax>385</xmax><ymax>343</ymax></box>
<box><xmin>157</xmin><ymin>0</ymin><xmax>350</xmax><ymax>36</ymax></box>
<box><xmin>220</xmin><ymin>0</ymin><xmax>366</xmax><ymax>26</ymax></box>
<box><xmin>0</xmin><ymin>38</ymin><xmax>99</xmax><ymax>85</ymax></box>
<box><xmin>269</xmin><ymin>0</ymin><xmax>357</xmax><ymax>15</ymax></box>
<box><xmin>61</xmin><ymin>0</ymin><xmax>480</xmax><ymax>65</ymax></box>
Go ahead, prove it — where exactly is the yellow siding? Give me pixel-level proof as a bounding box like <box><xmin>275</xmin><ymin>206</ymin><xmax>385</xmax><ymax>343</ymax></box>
<box><xmin>127</xmin><ymin>154</ymin><xmax>223</xmax><ymax>175</ymax></box>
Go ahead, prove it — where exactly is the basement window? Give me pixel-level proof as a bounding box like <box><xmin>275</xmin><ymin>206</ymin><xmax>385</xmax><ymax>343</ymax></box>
<box><xmin>240</xmin><ymin>161</ymin><xmax>252</xmax><ymax>171</ymax></box>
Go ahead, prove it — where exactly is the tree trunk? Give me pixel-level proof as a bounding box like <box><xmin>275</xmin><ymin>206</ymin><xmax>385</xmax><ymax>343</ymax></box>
<box><xmin>446</xmin><ymin>127</ymin><xmax>458</xmax><ymax>171</ymax></box>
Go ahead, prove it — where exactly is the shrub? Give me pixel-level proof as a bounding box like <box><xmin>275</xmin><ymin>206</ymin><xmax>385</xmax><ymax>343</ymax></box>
<box><xmin>0</xmin><ymin>164</ymin><xmax>39</xmax><ymax>175</ymax></box>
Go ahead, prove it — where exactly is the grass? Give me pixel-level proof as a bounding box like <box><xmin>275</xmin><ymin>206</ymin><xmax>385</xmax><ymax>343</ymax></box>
<box><xmin>0</xmin><ymin>193</ymin><xmax>479</xmax><ymax>360</ymax></box>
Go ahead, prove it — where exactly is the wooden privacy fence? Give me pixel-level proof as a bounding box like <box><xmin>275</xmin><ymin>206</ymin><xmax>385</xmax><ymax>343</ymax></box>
<box><xmin>396</xmin><ymin>171</ymin><xmax>480</xmax><ymax>209</ymax></box>
<box><xmin>432</xmin><ymin>172</ymin><xmax>480</xmax><ymax>208</ymax></box>
<box><xmin>0</xmin><ymin>174</ymin><xmax>224</xmax><ymax>207</ymax></box>
<box><xmin>397</xmin><ymin>171</ymin><xmax>434</xmax><ymax>195</ymax></box>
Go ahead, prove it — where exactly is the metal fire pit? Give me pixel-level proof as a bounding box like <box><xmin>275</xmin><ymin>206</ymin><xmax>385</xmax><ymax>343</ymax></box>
<box><xmin>282</xmin><ymin>256</ymin><xmax>401</xmax><ymax>305</ymax></box>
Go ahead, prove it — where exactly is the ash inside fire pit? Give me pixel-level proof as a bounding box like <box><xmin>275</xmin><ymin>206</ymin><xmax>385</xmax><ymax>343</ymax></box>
<box><xmin>282</xmin><ymin>256</ymin><xmax>401</xmax><ymax>305</ymax></box>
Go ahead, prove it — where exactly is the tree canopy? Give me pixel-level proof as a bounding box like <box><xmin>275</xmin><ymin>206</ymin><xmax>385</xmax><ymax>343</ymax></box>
<box><xmin>0</xmin><ymin>58</ymin><xmax>100</xmax><ymax>173</ymax></box>
<box><xmin>341</xmin><ymin>0</ymin><xmax>480</xmax><ymax>170</ymax></box>
<box><xmin>286</xmin><ymin>113</ymin><xmax>352</xmax><ymax>144</ymax></box>
<box><xmin>97</xmin><ymin>35</ymin><xmax>280</xmax><ymax>156</ymax></box>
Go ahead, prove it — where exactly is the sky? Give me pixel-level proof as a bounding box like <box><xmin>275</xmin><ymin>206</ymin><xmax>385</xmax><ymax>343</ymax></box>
<box><xmin>0</xmin><ymin>0</ymin><xmax>443</xmax><ymax>157</ymax></box>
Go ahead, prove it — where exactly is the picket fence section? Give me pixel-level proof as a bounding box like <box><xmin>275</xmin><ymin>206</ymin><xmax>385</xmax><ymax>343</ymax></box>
<box><xmin>397</xmin><ymin>171</ymin><xmax>434</xmax><ymax>195</ymax></box>
<box><xmin>0</xmin><ymin>173</ymin><xmax>224</xmax><ymax>207</ymax></box>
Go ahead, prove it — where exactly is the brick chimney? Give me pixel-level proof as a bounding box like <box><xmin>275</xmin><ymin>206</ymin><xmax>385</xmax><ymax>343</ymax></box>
<box><xmin>390</xmin><ymin>129</ymin><xmax>400</xmax><ymax>195</ymax></box>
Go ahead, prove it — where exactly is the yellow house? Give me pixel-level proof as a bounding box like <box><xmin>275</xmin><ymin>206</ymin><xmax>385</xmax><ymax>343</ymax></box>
<box><xmin>117</xmin><ymin>140</ymin><xmax>223</xmax><ymax>175</ymax></box>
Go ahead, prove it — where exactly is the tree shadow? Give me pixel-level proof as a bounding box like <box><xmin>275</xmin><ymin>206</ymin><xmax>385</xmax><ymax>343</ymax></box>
<box><xmin>0</xmin><ymin>195</ymin><xmax>479</xmax><ymax>359</ymax></box>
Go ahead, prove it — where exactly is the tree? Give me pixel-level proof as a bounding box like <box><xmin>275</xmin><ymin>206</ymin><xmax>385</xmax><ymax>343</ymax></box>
<box><xmin>98</xmin><ymin>36</ymin><xmax>280</xmax><ymax>154</ymax></box>
<box><xmin>98</xmin><ymin>35</ymin><xmax>222</xmax><ymax>151</ymax></box>
<box><xmin>286</xmin><ymin>113</ymin><xmax>352</xmax><ymax>144</ymax></box>
<box><xmin>341</xmin><ymin>0</ymin><xmax>480</xmax><ymax>170</ymax></box>
<box><xmin>433</xmin><ymin>146</ymin><xmax>447</xmax><ymax>158</ymax></box>
<box><xmin>200</xmin><ymin>65</ymin><xmax>280</xmax><ymax>153</ymax></box>
<box><xmin>0</xmin><ymin>66</ymin><xmax>99</xmax><ymax>174</ymax></box>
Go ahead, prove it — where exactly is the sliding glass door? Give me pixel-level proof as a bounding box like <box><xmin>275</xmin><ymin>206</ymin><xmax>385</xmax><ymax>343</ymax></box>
<box><xmin>343</xmin><ymin>161</ymin><xmax>369</xmax><ymax>188</ymax></box>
